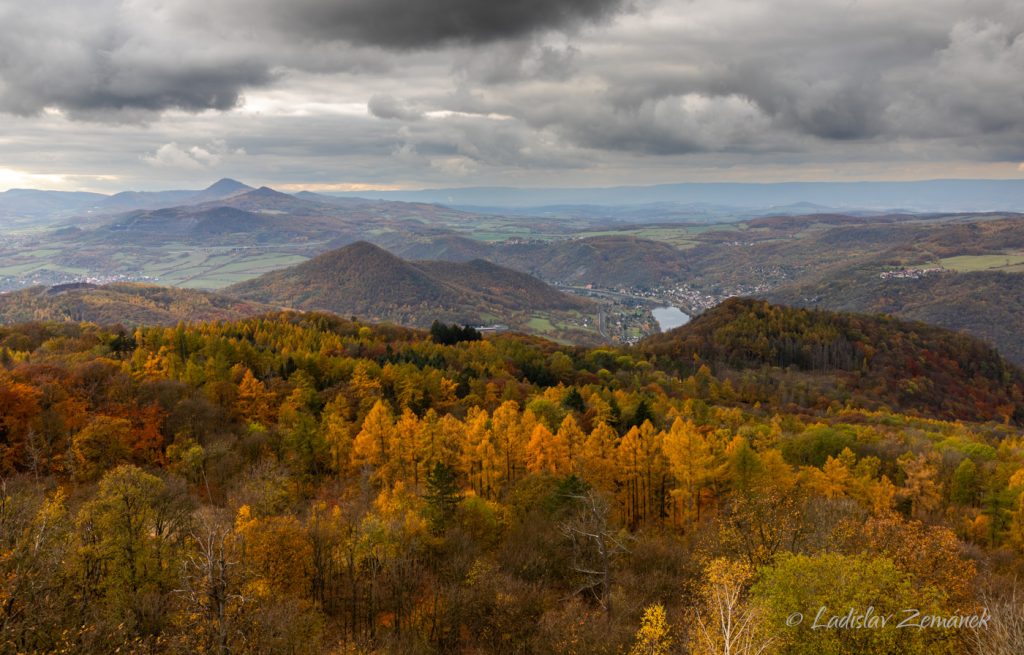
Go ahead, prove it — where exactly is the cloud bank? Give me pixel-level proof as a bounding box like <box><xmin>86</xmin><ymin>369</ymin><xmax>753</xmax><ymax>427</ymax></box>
<box><xmin>0</xmin><ymin>0</ymin><xmax>1022</xmax><ymax>189</ymax></box>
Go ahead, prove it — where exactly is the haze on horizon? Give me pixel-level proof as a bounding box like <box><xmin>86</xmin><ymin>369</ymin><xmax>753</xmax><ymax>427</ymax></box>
<box><xmin>1</xmin><ymin>0</ymin><xmax>1023</xmax><ymax>193</ymax></box>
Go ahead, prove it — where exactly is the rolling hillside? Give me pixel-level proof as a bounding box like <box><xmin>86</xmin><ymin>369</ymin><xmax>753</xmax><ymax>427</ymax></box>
<box><xmin>390</xmin><ymin>234</ymin><xmax>689</xmax><ymax>288</ymax></box>
<box><xmin>496</xmin><ymin>235</ymin><xmax>688</xmax><ymax>287</ymax></box>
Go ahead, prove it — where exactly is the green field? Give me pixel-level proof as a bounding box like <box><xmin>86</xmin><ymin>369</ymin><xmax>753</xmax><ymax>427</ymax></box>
<box><xmin>938</xmin><ymin>254</ymin><xmax>1024</xmax><ymax>273</ymax></box>
<box><xmin>0</xmin><ymin>260</ymin><xmax>89</xmax><ymax>276</ymax></box>
<box><xmin>525</xmin><ymin>316</ymin><xmax>555</xmax><ymax>332</ymax></box>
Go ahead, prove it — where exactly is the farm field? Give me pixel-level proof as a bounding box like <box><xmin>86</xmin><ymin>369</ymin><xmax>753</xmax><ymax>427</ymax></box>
<box><xmin>145</xmin><ymin>250</ymin><xmax>310</xmax><ymax>289</ymax></box>
<box><xmin>938</xmin><ymin>253</ymin><xmax>1024</xmax><ymax>273</ymax></box>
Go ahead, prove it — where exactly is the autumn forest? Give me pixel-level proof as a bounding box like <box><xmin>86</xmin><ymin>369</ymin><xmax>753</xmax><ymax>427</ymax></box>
<box><xmin>2</xmin><ymin>300</ymin><xmax>1024</xmax><ymax>654</ymax></box>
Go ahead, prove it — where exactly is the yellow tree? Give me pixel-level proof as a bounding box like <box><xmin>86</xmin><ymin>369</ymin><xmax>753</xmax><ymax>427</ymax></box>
<box><xmin>898</xmin><ymin>452</ymin><xmax>943</xmax><ymax>520</ymax></box>
<box><xmin>691</xmin><ymin>558</ymin><xmax>772</xmax><ymax>655</ymax></box>
<box><xmin>415</xmin><ymin>409</ymin><xmax>449</xmax><ymax>485</ymax></box>
<box><xmin>525</xmin><ymin>423</ymin><xmax>570</xmax><ymax>476</ymax></box>
<box><xmin>237</xmin><ymin>368</ymin><xmax>274</xmax><ymax>425</ymax></box>
<box><xmin>352</xmin><ymin>400</ymin><xmax>394</xmax><ymax>481</ymax></box>
<box><xmin>233</xmin><ymin>505</ymin><xmax>316</xmax><ymax>638</ymax></box>
<box><xmin>138</xmin><ymin>345</ymin><xmax>172</xmax><ymax>380</ymax></box>
<box><xmin>349</xmin><ymin>361</ymin><xmax>383</xmax><ymax>415</ymax></box>
<box><xmin>389</xmin><ymin>363</ymin><xmax>424</xmax><ymax>410</ymax></box>
<box><xmin>757</xmin><ymin>450</ymin><xmax>795</xmax><ymax>494</ymax></box>
<box><xmin>390</xmin><ymin>408</ymin><xmax>421</xmax><ymax>488</ymax></box>
<box><xmin>492</xmin><ymin>401</ymin><xmax>527</xmax><ymax>487</ymax></box>
<box><xmin>618</xmin><ymin>426</ymin><xmax>644</xmax><ymax>528</ymax></box>
<box><xmin>618</xmin><ymin>421</ymin><xmax>668</xmax><ymax>527</ymax></box>
<box><xmin>866</xmin><ymin>475</ymin><xmax>898</xmax><ymax>515</ymax></box>
<box><xmin>806</xmin><ymin>452</ymin><xmax>853</xmax><ymax>500</ymax></box>
<box><xmin>856</xmin><ymin>513</ymin><xmax>976</xmax><ymax>606</ymax></box>
<box><xmin>236</xmin><ymin>509</ymin><xmax>312</xmax><ymax>597</ymax></box>
<box><xmin>663</xmin><ymin>417</ymin><xmax>713</xmax><ymax>529</ymax></box>
<box><xmin>320</xmin><ymin>394</ymin><xmax>355</xmax><ymax>476</ymax></box>
<box><xmin>432</xmin><ymin>410</ymin><xmax>462</xmax><ymax>463</ymax></box>
<box><xmin>460</xmin><ymin>407</ymin><xmax>497</xmax><ymax>497</ymax></box>
<box><xmin>585</xmin><ymin>392</ymin><xmax>614</xmax><ymax>426</ymax></box>
<box><xmin>630</xmin><ymin>604</ymin><xmax>673</xmax><ymax>655</ymax></box>
<box><xmin>359</xmin><ymin>481</ymin><xmax>429</xmax><ymax>638</ymax></box>
<box><xmin>556</xmin><ymin>414</ymin><xmax>586</xmax><ymax>472</ymax></box>
<box><xmin>639</xmin><ymin>420</ymin><xmax>669</xmax><ymax>525</ymax></box>
<box><xmin>579</xmin><ymin>422</ymin><xmax>619</xmax><ymax>492</ymax></box>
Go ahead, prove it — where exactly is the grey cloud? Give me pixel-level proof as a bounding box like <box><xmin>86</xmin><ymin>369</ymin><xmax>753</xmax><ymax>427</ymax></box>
<box><xmin>536</xmin><ymin>46</ymin><xmax>581</xmax><ymax>81</ymax></box>
<box><xmin>533</xmin><ymin>93</ymin><xmax>776</xmax><ymax>155</ymax></box>
<box><xmin>3</xmin><ymin>0</ymin><xmax>1024</xmax><ymax>189</ymax></box>
<box><xmin>452</xmin><ymin>42</ymin><xmax>581</xmax><ymax>85</ymax></box>
<box><xmin>441</xmin><ymin>0</ymin><xmax>1024</xmax><ymax>157</ymax></box>
<box><xmin>0</xmin><ymin>0</ymin><xmax>273</xmax><ymax>118</ymax></box>
<box><xmin>889</xmin><ymin>19</ymin><xmax>1024</xmax><ymax>136</ymax></box>
<box><xmin>0</xmin><ymin>0</ymin><xmax>627</xmax><ymax>118</ymax></box>
<box><xmin>367</xmin><ymin>95</ymin><xmax>424</xmax><ymax>121</ymax></box>
<box><xmin>382</xmin><ymin>111</ymin><xmax>591</xmax><ymax>171</ymax></box>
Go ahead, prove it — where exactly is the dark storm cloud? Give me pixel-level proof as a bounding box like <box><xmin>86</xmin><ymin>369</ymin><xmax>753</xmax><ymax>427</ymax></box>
<box><xmin>253</xmin><ymin>0</ymin><xmax>631</xmax><ymax>48</ymax></box>
<box><xmin>0</xmin><ymin>0</ymin><xmax>629</xmax><ymax>117</ymax></box>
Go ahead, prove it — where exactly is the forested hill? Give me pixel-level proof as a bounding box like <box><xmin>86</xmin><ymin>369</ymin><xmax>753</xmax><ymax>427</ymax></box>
<box><xmin>640</xmin><ymin>297</ymin><xmax>1024</xmax><ymax>424</ymax></box>
<box><xmin>768</xmin><ymin>269</ymin><xmax>1024</xmax><ymax>366</ymax></box>
<box><xmin>226</xmin><ymin>240</ymin><xmax>592</xmax><ymax>325</ymax></box>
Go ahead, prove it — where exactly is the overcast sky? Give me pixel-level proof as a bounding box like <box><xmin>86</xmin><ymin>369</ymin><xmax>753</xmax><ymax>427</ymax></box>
<box><xmin>1</xmin><ymin>0</ymin><xmax>1023</xmax><ymax>192</ymax></box>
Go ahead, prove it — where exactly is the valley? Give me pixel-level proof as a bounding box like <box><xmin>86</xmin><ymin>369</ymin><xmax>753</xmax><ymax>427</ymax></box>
<box><xmin>1</xmin><ymin>179</ymin><xmax>1023</xmax><ymax>359</ymax></box>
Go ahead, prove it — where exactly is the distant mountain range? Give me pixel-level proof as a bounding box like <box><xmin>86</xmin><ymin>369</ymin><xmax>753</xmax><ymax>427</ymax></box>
<box><xmin>226</xmin><ymin>241</ymin><xmax>593</xmax><ymax>328</ymax></box>
<box><xmin>0</xmin><ymin>178</ymin><xmax>254</xmax><ymax>226</ymax></box>
<box><xmin>96</xmin><ymin>178</ymin><xmax>254</xmax><ymax>213</ymax></box>
<box><xmin>326</xmin><ymin>179</ymin><xmax>1024</xmax><ymax>213</ymax></box>
<box><xmin>0</xmin><ymin>178</ymin><xmax>496</xmax><ymax>230</ymax></box>
<box><xmin>8</xmin><ymin>178</ymin><xmax>1024</xmax><ymax>227</ymax></box>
